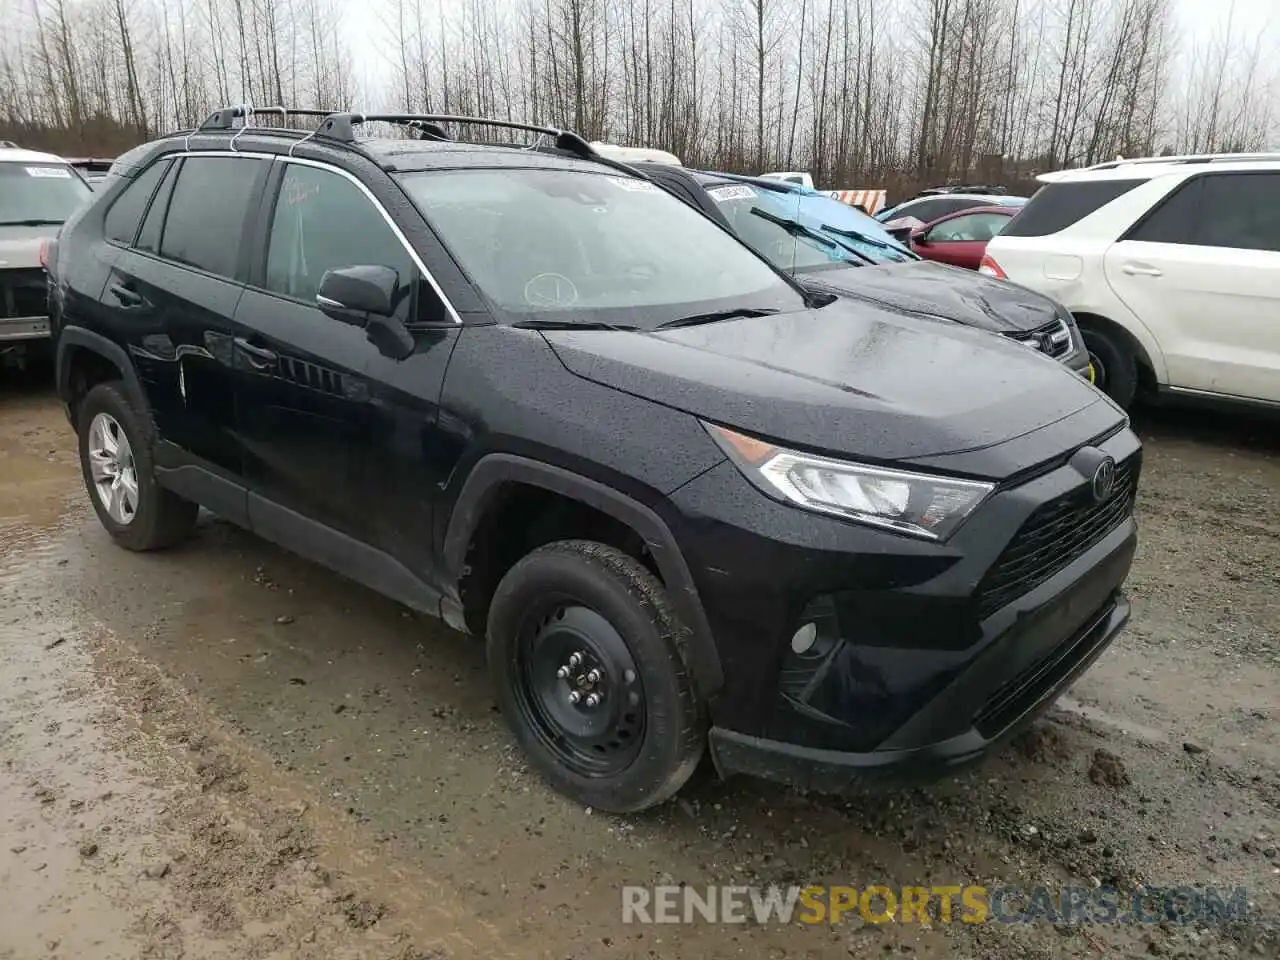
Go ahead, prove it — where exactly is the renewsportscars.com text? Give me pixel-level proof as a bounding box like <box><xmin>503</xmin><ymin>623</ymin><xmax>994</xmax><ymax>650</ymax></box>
<box><xmin>621</xmin><ymin>884</ymin><xmax>1249</xmax><ymax>926</ymax></box>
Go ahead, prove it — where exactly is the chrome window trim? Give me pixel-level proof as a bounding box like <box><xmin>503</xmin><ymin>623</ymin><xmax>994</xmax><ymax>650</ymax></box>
<box><xmin>177</xmin><ymin>150</ymin><xmax>463</xmax><ymax>324</ymax></box>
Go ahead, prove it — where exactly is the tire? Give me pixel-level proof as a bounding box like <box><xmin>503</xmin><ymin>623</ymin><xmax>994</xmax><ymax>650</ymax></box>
<box><xmin>486</xmin><ymin>540</ymin><xmax>707</xmax><ymax>813</ymax></box>
<box><xmin>77</xmin><ymin>381</ymin><xmax>198</xmax><ymax>551</ymax></box>
<box><xmin>1080</xmin><ymin>324</ymin><xmax>1138</xmax><ymax>409</ymax></box>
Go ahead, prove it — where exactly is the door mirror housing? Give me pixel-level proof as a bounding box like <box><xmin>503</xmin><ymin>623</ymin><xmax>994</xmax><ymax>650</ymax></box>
<box><xmin>316</xmin><ymin>265</ymin><xmax>398</xmax><ymax>322</ymax></box>
<box><xmin>910</xmin><ymin>228</ymin><xmax>931</xmax><ymax>245</ymax></box>
<box><xmin>316</xmin><ymin>265</ymin><xmax>415</xmax><ymax>361</ymax></box>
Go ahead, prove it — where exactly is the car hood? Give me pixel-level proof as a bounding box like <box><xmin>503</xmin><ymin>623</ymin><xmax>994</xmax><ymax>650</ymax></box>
<box><xmin>799</xmin><ymin>260</ymin><xmax>1062</xmax><ymax>333</ymax></box>
<box><xmin>0</xmin><ymin>226</ymin><xmax>57</xmax><ymax>269</ymax></box>
<box><xmin>542</xmin><ymin>300</ymin><xmax>1108</xmax><ymax>468</ymax></box>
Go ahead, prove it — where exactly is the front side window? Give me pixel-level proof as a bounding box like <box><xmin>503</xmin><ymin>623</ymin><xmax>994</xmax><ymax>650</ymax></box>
<box><xmin>0</xmin><ymin>162</ymin><xmax>93</xmax><ymax>226</ymax></box>
<box><xmin>397</xmin><ymin>167</ymin><xmax>803</xmax><ymax>327</ymax></box>
<box><xmin>1129</xmin><ymin>173</ymin><xmax>1280</xmax><ymax>253</ymax></box>
<box><xmin>159</xmin><ymin>156</ymin><xmax>267</xmax><ymax>278</ymax></box>
<box><xmin>264</xmin><ymin>163</ymin><xmax>420</xmax><ymax>319</ymax></box>
<box><xmin>928</xmin><ymin>212</ymin><xmax>1010</xmax><ymax>242</ymax></box>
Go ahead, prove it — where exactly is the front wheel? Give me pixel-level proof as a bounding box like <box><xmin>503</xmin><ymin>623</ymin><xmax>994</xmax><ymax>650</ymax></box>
<box><xmin>486</xmin><ymin>540</ymin><xmax>706</xmax><ymax>813</ymax></box>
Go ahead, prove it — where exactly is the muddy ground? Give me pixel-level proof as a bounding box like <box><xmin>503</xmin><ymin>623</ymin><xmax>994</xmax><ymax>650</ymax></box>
<box><xmin>1</xmin><ymin>366</ymin><xmax>1277</xmax><ymax>960</ymax></box>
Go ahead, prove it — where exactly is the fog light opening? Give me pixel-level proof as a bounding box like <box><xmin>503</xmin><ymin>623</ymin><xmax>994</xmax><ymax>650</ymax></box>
<box><xmin>791</xmin><ymin>622</ymin><xmax>818</xmax><ymax>654</ymax></box>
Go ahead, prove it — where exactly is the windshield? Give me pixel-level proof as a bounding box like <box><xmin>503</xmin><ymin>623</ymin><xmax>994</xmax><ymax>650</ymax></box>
<box><xmin>0</xmin><ymin>162</ymin><xmax>92</xmax><ymax>224</ymax></box>
<box><xmin>396</xmin><ymin>168</ymin><xmax>805</xmax><ymax>328</ymax></box>
<box><xmin>706</xmin><ymin>182</ymin><xmax>917</xmax><ymax>272</ymax></box>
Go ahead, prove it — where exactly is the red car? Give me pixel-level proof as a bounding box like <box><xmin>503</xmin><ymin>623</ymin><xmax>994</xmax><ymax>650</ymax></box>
<box><xmin>908</xmin><ymin>205</ymin><xmax>1017</xmax><ymax>270</ymax></box>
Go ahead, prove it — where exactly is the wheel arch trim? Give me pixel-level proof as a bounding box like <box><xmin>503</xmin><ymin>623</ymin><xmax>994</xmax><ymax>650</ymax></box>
<box><xmin>443</xmin><ymin>453</ymin><xmax>724</xmax><ymax>696</ymax></box>
<box><xmin>56</xmin><ymin>325</ymin><xmax>148</xmax><ymax>415</ymax></box>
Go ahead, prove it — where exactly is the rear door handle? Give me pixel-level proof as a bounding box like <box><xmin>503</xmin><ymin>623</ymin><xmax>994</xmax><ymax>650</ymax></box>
<box><xmin>1121</xmin><ymin>263</ymin><xmax>1163</xmax><ymax>277</ymax></box>
<box><xmin>233</xmin><ymin>337</ymin><xmax>278</xmax><ymax>368</ymax></box>
<box><xmin>107</xmin><ymin>282</ymin><xmax>144</xmax><ymax>306</ymax></box>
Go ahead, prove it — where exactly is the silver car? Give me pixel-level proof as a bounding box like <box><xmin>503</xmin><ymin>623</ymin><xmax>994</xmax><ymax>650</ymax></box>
<box><xmin>1</xmin><ymin>145</ymin><xmax>93</xmax><ymax>367</ymax></box>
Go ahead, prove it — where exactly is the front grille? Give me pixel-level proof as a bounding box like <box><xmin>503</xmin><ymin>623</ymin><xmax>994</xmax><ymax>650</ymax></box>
<box><xmin>1</xmin><ymin>269</ymin><xmax>46</xmax><ymax>319</ymax></box>
<box><xmin>1004</xmin><ymin>317</ymin><xmax>1073</xmax><ymax>359</ymax></box>
<box><xmin>976</xmin><ymin>455</ymin><xmax>1139</xmax><ymax>619</ymax></box>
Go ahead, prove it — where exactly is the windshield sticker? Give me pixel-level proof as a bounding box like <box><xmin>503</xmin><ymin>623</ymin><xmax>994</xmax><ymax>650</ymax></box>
<box><xmin>607</xmin><ymin>177</ymin><xmax>659</xmax><ymax>193</ymax></box>
<box><xmin>26</xmin><ymin>166</ymin><xmax>72</xmax><ymax>179</ymax></box>
<box><xmin>708</xmin><ymin>184</ymin><xmax>756</xmax><ymax>203</ymax></box>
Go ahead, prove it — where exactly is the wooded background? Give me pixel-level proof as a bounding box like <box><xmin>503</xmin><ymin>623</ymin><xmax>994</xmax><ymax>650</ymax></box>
<box><xmin>0</xmin><ymin>0</ymin><xmax>1275</xmax><ymax>194</ymax></box>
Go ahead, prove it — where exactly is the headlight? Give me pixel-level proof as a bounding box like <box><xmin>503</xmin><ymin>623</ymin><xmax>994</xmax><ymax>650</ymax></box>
<box><xmin>705</xmin><ymin>423</ymin><xmax>994</xmax><ymax>541</ymax></box>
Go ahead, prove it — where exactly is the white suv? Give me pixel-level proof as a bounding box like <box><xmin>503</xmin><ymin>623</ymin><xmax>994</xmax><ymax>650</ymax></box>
<box><xmin>981</xmin><ymin>154</ymin><xmax>1280</xmax><ymax>410</ymax></box>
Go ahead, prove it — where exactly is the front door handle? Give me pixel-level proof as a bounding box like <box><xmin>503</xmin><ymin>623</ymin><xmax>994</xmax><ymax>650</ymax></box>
<box><xmin>233</xmin><ymin>337</ymin><xmax>278</xmax><ymax>368</ymax></box>
<box><xmin>1121</xmin><ymin>263</ymin><xmax>1163</xmax><ymax>277</ymax></box>
<box><xmin>107</xmin><ymin>282</ymin><xmax>144</xmax><ymax>306</ymax></box>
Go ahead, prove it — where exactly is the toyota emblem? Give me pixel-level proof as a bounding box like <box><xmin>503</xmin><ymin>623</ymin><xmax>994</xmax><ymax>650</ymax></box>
<box><xmin>1091</xmin><ymin>458</ymin><xmax>1117</xmax><ymax>502</ymax></box>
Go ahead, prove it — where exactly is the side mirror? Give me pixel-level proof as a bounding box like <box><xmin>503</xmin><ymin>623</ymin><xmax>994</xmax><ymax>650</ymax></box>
<box><xmin>316</xmin><ymin>265</ymin><xmax>415</xmax><ymax>361</ymax></box>
<box><xmin>316</xmin><ymin>265</ymin><xmax>399</xmax><ymax>322</ymax></box>
<box><xmin>910</xmin><ymin>228</ymin><xmax>930</xmax><ymax>245</ymax></box>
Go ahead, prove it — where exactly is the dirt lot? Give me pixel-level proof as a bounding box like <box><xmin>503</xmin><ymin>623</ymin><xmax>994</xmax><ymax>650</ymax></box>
<box><xmin>2</xmin><ymin>368</ymin><xmax>1277</xmax><ymax>960</ymax></box>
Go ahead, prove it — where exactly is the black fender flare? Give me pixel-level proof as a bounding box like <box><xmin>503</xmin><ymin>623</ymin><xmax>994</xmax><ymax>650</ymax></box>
<box><xmin>442</xmin><ymin>453</ymin><xmax>724</xmax><ymax>696</ymax></box>
<box><xmin>55</xmin><ymin>325</ymin><xmax>148</xmax><ymax>414</ymax></box>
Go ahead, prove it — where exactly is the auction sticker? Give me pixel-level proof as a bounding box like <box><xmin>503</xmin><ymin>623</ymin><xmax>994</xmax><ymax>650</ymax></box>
<box><xmin>608</xmin><ymin>177</ymin><xmax>659</xmax><ymax>192</ymax></box>
<box><xmin>26</xmin><ymin>166</ymin><xmax>71</xmax><ymax>178</ymax></box>
<box><xmin>707</xmin><ymin>184</ymin><xmax>756</xmax><ymax>203</ymax></box>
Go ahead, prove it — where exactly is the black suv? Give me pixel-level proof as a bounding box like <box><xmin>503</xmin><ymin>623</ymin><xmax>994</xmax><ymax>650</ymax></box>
<box><xmin>48</xmin><ymin>109</ymin><xmax>1141</xmax><ymax>813</ymax></box>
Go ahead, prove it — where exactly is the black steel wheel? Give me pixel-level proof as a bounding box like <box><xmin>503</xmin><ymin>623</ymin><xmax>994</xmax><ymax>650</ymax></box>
<box><xmin>513</xmin><ymin>601</ymin><xmax>647</xmax><ymax>777</ymax></box>
<box><xmin>487</xmin><ymin>540</ymin><xmax>706</xmax><ymax>813</ymax></box>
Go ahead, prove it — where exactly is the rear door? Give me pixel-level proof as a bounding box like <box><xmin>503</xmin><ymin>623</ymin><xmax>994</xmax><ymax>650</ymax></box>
<box><xmin>101</xmin><ymin>154</ymin><xmax>269</xmax><ymax>495</ymax></box>
<box><xmin>233</xmin><ymin>158</ymin><xmax>460</xmax><ymax>580</ymax></box>
<box><xmin>1103</xmin><ymin>172</ymin><xmax>1280</xmax><ymax>402</ymax></box>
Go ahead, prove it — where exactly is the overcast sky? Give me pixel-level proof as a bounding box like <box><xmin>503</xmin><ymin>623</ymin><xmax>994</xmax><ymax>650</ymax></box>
<box><xmin>341</xmin><ymin>0</ymin><xmax>1278</xmax><ymax>142</ymax></box>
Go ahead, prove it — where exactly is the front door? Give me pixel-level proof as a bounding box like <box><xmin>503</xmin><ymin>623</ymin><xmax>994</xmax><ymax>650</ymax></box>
<box><xmin>233</xmin><ymin>158</ymin><xmax>460</xmax><ymax>580</ymax></box>
<box><xmin>1103</xmin><ymin>172</ymin><xmax>1280</xmax><ymax>402</ymax></box>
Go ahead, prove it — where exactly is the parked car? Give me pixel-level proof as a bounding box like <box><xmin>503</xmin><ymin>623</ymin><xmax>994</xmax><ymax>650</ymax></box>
<box><xmin>1</xmin><ymin>144</ymin><xmax>93</xmax><ymax>369</ymax></box>
<box><xmin>982</xmin><ymin>153</ymin><xmax>1280</xmax><ymax>409</ymax></box>
<box><xmin>907</xmin><ymin>204</ymin><xmax>1018</xmax><ymax>270</ymax></box>
<box><xmin>638</xmin><ymin>166</ymin><xmax>1091</xmax><ymax>378</ymax></box>
<box><xmin>49</xmin><ymin>107</ymin><xmax>1140</xmax><ymax>813</ymax></box>
<box><xmin>66</xmin><ymin>157</ymin><xmax>115</xmax><ymax>187</ymax></box>
<box><xmin>878</xmin><ymin>193</ymin><xmax>1026</xmax><ymax>242</ymax></box>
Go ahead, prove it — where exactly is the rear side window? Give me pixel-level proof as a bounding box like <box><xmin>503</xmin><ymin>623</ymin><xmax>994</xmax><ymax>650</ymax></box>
<box><xmin>136</xmin><ymin>161</ymin><xmax>180</xmax><ymax>254</ymax></box>
<box><xmin>1128</xmin><ymin>173</ymin><xmax>1280</xmax><ymax>252</ymax></box>
<box><xmin>1001</xmin><ymin>179</ymin><xmax>1145</xmax><ymax>237</ymax></box>
<box><xmin>159</xmin><ymin>156</ymin><xmax>267</xmax><ymax>278</ymax></box>
<box><xmin>104</xmin><ymin>159</ymin><xmax>170</xmax><ymax>244</ymax></box>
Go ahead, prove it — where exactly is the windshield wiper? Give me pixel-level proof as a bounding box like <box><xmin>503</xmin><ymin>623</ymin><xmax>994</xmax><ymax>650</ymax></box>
<box><xmin>657</xmin><ymin>307</ymin><xmax>779</xmax><ymax>330</ymax></box>
<box><xmin>512</xmin><ymin>318</ymin><xmax>639</xmax><ymax>332</ymax></box>
<box><xmin>0</xmin><ymin>218</ymin><xmax>63</xmax><ymax>227</ymax></box>
<box><xmin>820</xmin><ymin>223</ymin><xmax>918</xmax><ymax>260</ymax></box>
<box><xmin>751</xmin><ymin>209</ymin><xmax>878</xmax><ymax>266</ymax></box>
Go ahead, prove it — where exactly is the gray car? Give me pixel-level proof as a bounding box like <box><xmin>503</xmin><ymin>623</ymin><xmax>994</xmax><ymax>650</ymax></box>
<box><xmin>1</xmin><ymin>145</ymin><xmax>93</xmax><ymax>367</ymax></box>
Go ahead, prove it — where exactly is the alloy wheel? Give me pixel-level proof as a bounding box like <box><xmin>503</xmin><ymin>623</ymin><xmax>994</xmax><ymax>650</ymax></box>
<box><xmin>87</xmin><ymin>412</ymin><xmax>139</xmax><ymax>525</ymax></box>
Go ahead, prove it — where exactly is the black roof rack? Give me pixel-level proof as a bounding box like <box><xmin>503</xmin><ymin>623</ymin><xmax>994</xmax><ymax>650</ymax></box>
<box><xmin>195</xmin><ymin>105</ymin><xmax>598</xmax><ymax>161</ymax></box>
<box><xmin>189</xmin><ymin>104</ymin><xmax>675</xmax><ymax>188</ymax></box>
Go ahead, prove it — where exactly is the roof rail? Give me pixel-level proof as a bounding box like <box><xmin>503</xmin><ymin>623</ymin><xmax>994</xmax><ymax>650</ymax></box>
<box><xmin>1086</xmin><ymin>152</ymin><xmax>1280</xmax><ymax>171</ymax></box>
<box><xmin>316</xmin><ymin>113</ymin><xmax>595</xmax><ymax>158</ymax></box>
<box><xmin>198</xmin><ymin>105</ymin><xmax>338</xmax><ymax>131</ymax></box>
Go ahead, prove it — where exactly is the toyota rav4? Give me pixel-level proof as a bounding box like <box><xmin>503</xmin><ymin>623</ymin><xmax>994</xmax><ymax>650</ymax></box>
<box><xmin>47</xmin><ymin>108</ymin><xmax>1141</xmax><ymax>813</ymax></box>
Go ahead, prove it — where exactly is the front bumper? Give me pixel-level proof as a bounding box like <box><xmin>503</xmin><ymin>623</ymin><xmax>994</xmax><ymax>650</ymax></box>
<box><xmin>0</xmin><ymin>316</ymin><xmax>50</xmax><ymax>343</ymax></box>
<box><xmin>666</xmin><ymin>419</ymin><xmax>1140</xmax><ymax>790</ymax></box>
<box><xmin>709</xmin><ymin>591</ymin><xmax>1128</xmax><ymax>790</ymax></box>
